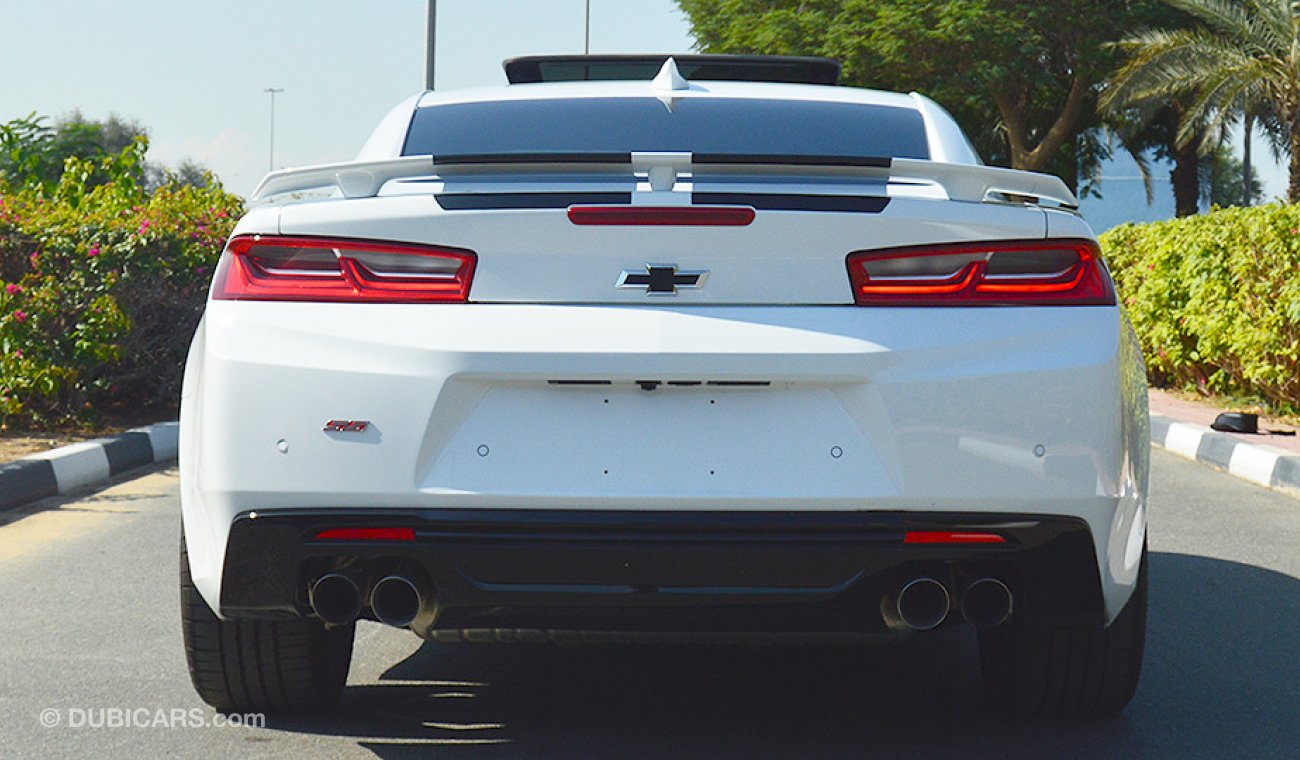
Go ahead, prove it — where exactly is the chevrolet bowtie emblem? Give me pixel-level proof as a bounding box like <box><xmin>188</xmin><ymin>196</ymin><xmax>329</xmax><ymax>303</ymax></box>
<box><xmin>616</xmin><ymin>264</ymin><xmax>709</xmax><ymax>295</ymax></box>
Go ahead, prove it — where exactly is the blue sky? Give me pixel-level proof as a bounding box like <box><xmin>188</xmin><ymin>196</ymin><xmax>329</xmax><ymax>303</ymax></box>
<box><xmin>0</xmin><ymin>0</ymin><xmax>1285</xmax><ymax>218</ymax></box>
<box><xmin>1</xmin><ymin>0</ymin><xmax>694</xmax><ymax>195</ymax></box>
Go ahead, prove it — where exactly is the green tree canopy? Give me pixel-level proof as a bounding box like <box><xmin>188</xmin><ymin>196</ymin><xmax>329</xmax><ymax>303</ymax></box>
<box><xmin>1202</xmin><ymin>143</ymin><xmax>1263</xmax><ymax>207</ymax></box>
<box><xmin>678</xmin><ymin>0</ymin><xmax>1167</xmax><ymax>183</ymax></box>
<box><xmin>0</xmin><ymin>112</ymin><xmax>214</xmax><ymax>193</ymax></box>
<box><xmin>1102</xmin><ymin>0</ymin><xmax>1300</xmax><ymax>202</ymax></box>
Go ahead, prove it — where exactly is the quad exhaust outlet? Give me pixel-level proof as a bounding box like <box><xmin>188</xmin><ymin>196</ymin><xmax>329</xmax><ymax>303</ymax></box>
<box><xmin>370</xmin><ymin>575</ymin><xmax>423</xmax><ymax>628</ymax></box>
<box><xmin>895</xmin><ymin>577</ymin><xmax>951</xmax><ymax>631</ymax></box>
<box><xmin>960</xmin><ymin>578</ymin><xmax>1013</xmax><ymax>629</ymax></box>
<box><xmin>309</xmin><ymin>573</ymin><xmax>362</xmax><ymax>626</ymax></box>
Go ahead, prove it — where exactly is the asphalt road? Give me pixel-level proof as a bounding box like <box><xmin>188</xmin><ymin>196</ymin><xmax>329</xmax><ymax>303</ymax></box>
<box><xmin>1</xmin><ymin>449</ymin><xmax>1297</xmax><ymax>759</ymax></box>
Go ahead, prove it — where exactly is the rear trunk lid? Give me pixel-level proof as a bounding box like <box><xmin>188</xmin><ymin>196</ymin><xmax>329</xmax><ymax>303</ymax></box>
<box><xmin>273</xmin><ymin>156</ymin><xmax>1058</xmax><ymax>304</ymax></box>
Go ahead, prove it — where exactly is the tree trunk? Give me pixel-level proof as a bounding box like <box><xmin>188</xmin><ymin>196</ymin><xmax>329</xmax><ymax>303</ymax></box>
<box><xmin>1171</xmin><ymin>141</ymin><xmax>1200</xmax><ymax>217</ymax></box>
<box><xmin>993</xmin><ymin>76</ymin><xmax>1090</xmax><ymax>173</ymax></box>
<box><xmin>1243</xmin><ymin>114</ymin><xmax>1253</xmax><ymax>206</ymax></box>
<box><xmin>1290</xmin><ymin>119</ymin><xmax>1300</xmax><ymax>203</ymax></box>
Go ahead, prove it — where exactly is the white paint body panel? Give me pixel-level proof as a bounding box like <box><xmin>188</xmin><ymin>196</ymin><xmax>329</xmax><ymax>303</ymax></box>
<box><xmin>413</xmin><ymin>79</ymin><xmax>929</xmax><ymax>111</ymax></box>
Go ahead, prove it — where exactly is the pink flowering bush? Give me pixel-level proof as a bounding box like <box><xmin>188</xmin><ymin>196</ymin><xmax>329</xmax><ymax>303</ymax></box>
<box><xmin>0</xmin><ymin>139</ymin><xmax>243</xmax><ymax>428</ymax></box>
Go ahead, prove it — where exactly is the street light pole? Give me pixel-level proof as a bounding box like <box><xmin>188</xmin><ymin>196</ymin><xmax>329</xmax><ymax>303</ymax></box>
<box><xmin>263</xmin><ymin>87</ymin><xmax>283</xmax><ymax>172</ymax></box>
<box><xmin>426</xmin><ymin>0</ymin><xmax>437</xmax><ymax>90</ymax></box>
<box><xmin>584</xmin><ymin>0</ymin><xmax>590</xmax><ymax>54</ymax></box>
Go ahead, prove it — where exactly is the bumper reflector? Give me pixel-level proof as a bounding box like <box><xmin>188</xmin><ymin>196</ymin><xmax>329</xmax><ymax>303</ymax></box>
<box><xmin>314</xmin><ymin>527</ymin><xmax>416</xmax><ymax>542</ymax></box>
<box><xmin>904</xmin><ymin>531</ymin><xmax>1006</xmax><ymax>545</ymax></box>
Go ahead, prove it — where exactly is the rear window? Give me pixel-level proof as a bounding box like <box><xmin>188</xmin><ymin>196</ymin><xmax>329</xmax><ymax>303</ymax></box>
<box><xmin>402</xmin><ymin>97</ymin><xmax>929</xmax><ymax>160</ymax></box>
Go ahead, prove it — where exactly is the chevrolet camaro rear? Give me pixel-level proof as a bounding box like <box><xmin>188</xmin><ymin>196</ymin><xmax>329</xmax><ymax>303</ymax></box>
<box><xmin>178</xmin><ymin>58</ymin><xmax>1149</xmax><ymax>717</ymax></box>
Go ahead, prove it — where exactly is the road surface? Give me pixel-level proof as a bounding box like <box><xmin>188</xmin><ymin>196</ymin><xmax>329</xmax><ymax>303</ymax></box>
<box><xmin>1</xmin><ymin>448</ymin><xmax>1297</xmax><ymax>758</ymax></box>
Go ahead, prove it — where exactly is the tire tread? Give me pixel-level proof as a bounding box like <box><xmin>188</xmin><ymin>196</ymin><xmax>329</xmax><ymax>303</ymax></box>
<box><xmin>979</xmin><ymin>544</ymin><xmax>1147</xmax><ymax>717</ymax></box>
<box><xmin>179</xmin><ymin>534</ymin><xmax>353</xmax><ymax>713</ymax></box>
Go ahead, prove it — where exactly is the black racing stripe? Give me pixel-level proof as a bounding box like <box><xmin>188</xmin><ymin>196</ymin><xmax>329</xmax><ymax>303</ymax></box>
<box><xmin>692</xmin><ymin>154</ymin><xmax>892</xmax><ymax>168</ymax></box>
<box><xmin>102</xmin><ymin>432</ymin><xmax>155</xmax><ymax>476</ymax></box>
<box><xmin>437</xmin><ymin>192</ymin><xmax>632</xmax><ymax>210</ymax></box>
<box><xmin>693</xmin><ymin>192</ymin><xmax>890</xmax><ymax>213</ymax></box>
<box><xmin>0</xmin><ymin>459</ymin><xmax>58</xmax><ymax>510</ymax></box>
<box><xmin>433</xmin><ymin>152</ymin><xmax>632</xmax><ymax>165</ymax></box>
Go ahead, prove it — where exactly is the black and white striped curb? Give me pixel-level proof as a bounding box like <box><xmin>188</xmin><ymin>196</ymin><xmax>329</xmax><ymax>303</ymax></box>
<box><xmin>0</xmin><ymin>422</ymin><xmax>177</xmax><ymax>512</ymax></box>
<box><xmin>1151</xmin><ymin>414</ymin><xmax>1300</xmax><ymax>494</ymax></box>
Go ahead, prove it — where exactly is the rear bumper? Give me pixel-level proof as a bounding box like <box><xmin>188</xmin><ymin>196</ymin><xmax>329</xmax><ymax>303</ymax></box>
<box><xmin>182</xmin><ymin>302</ymin><xmax>1148</xmax><ymax>626</ymax></box>
<box><xmin>219</xmin><ymin>509</ymin><xmax>1106</xmax><ymax>633</ymax></box>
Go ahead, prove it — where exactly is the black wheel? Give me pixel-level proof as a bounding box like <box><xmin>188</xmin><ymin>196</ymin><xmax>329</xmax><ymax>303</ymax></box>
<box><xmin>180</xmin><ymin>533</ymin><xmax>354</xmax><ymax>713</ymax></box>
<box><xmin>978</xmin><ymin>542</ymin><xmax>1147</xmax><ymax>717</ymax></box>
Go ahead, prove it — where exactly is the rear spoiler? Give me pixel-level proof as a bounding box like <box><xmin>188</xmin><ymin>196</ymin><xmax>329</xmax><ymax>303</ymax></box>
<box><xmin>503</xmin><ymin>54</ymin><xmax>842</xmax><ymax>86</ymax></box>
<box><xmin>249</xmin><ymin>153</ymin><xmax>1079</xmax><ymax>209</ymax></box>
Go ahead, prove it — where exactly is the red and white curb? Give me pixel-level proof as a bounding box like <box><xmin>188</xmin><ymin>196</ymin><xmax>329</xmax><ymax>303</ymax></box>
<box><xmin>0</xmin><ymin>422</ymin><xmax>177</xmax><ymax>512</ymax></box>
<box><xmin>1151</xmin><ymin>414</ymin><xmax>1300</xmax><ymax>494</ymax></box>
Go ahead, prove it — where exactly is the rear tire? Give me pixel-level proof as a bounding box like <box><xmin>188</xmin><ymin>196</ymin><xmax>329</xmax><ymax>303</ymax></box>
<box><xmin>978</xmin><ymin>543</ymin><xmax>1147</xmax><ymax>717</ymax></box>
<box><xmin>180</xmin><ymin>533</ymin><xmax>354</xmax><ymax>713</ymax></box>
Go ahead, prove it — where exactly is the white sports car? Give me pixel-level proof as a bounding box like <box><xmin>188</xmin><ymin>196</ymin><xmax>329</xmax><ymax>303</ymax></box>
<box><xmin>179</xmin><ymin>55</ymin><xmax>1149</xmax><ymax>718</ymax></box>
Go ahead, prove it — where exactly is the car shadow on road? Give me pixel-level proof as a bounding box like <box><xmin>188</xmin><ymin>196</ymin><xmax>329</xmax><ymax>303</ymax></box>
<box><xmin>265</xmin><ymin>551</ymin><xmax>1300</xmax><ymax>758</ymax></box>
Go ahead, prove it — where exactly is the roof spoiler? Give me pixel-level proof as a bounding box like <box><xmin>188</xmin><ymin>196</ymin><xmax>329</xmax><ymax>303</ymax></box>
<box><xmin>249</xmin><ymin>153</ymin><xmax>1078</xmax><ymax>209</ymax></box>
<box><xmin>502</xmin><ymin>54</ymin><xmax>841</xmax><ymax>86</ymax></box>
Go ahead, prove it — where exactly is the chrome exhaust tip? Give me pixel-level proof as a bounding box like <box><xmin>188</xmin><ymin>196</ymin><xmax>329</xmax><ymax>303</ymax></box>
<box><xmin>309</xmin><ymin>573</ymin><xmax>362</xmax><ymax>626</ymax></box>
<box><xmin>370</xmin><ymin>575</ymin><xmax>422</xmax><ymax>628</ymax></box>
<box><xmin>961</xmin><ymin>578</ymin><xmax>1013</xmax><ymax>629</ymax></box>
<box><xmin>896</xmin><ymin>578</ymin><xmax>951</xmax><ymax>631</ymax></box>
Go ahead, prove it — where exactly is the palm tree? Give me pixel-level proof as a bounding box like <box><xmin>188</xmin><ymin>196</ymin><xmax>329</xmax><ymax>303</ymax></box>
<box><xmin>1101</xmin><ymin>0</ymin><xmax>1300</xmax><ymax>202</ymax></box>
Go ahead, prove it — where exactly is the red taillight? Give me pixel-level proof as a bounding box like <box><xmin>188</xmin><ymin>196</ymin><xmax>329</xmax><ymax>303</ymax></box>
<box><xmin>567</xmin><ymin>206</ymin><xmax>756</xmax><ymax>226</ymax></box>
<box><xmin>903</xmin><ymin>531</ymin><xmax>1006</xmax><ymax>545</ymax></box>
<box><xmin>314</xmin><ymin>527</ymin><xmax>416</xmax><ymax>542</ymax></box>
<box><xmin>212</xmin><ymin>235</ymin><xmax>475</xmax><ymax>303</ymax></box>
<box><xmin>847</xmin><ymin>239</ymin><xmax>1114</xmax><ymax>305</ymax></box>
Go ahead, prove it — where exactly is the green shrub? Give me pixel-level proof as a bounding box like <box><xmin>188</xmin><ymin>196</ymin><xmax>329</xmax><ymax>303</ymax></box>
<box><xmin>1101</xmin><ymin>203</ymin><xmax>1300</xmax><ymax>412</ymax></box>
<box><xmin>0</xmin><ymin>139</ymin><xmax>242</xmax><ymax>429</ymax></box>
